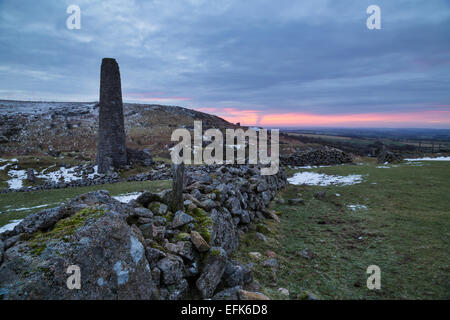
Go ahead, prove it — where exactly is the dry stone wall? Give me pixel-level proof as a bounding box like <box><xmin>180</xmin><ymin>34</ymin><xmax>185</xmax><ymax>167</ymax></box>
<box><xmin>281</xmin><ymin>147</ymin><xmax>352</xmax><ymax>166</ymax></box>
<box><xmin>0</xmin><ymin>164</ymin><xmax>286</xmax><ymax>300</ymax></box>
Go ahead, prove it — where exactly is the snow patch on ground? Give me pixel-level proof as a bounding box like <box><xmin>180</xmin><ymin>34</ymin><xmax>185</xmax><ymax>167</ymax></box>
<box><xmin>0</xmin><ymin>219</ymin><xmax>23</xmax><ymax>234</ymax></box>
<box><xmin>7</xmin><ymin>169</ymin><xmax>27</xmax><ymax>189</ymax></box>
<box><xmin>288</xmin><ymin>172</ymin><xmax>364</xmax><ymax>186</ymax></box>
<box><xmin>347</xmin><ymin>204</ymin><xmax>368</xmax><ymax>211</ymax></box>
<box><xmin>376</xmin><ymin>165</ymin><xmax>390</xmax><ymax>169</ymax></box>
<box><xmin>0</xmin><ymin>163</ymin><xmax>11</xmax><ymax>171</ymax></box>
<box><xmin>5</xmin><ymin>164</ymin><xmax>99</xmax><ymax>190</ymax></box>
<box><xmin>405</xmin><ymin>156</ymin><xmax>450</xmax><ymax>161</ymax></box>
<box><xmin>113</xmin><ymin>192</ymin><xmax>142</xmax><ymax>203</ymax></box>
<box><xmin>0</xmin><ymin>158</ymin><xmax>18</xmax><ymax>171</ymax></box>
<box><xmin>292</xmin><ymin>165</ymin><xmax>331</xmax><ymax>169</ymax></box>
<box><xmin>38</xmin><ymin>166</ymin><xmax>81</xmax><ymax>183</ymax></box>
<box><xmin>37</xmin><ymin>165</ymin><xmax>98</xmax><ymax>183</ymax></box>
<box><xmin>5</xmin><ymin>203</ymin><xmax>53</xmax><ymax>213</ymax></box>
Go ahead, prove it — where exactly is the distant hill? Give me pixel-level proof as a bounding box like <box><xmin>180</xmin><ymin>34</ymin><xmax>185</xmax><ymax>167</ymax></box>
<box><xmin>0</xmin><ymin>100</ymin><xmax>236</xmax><ymax>159</ymax></box>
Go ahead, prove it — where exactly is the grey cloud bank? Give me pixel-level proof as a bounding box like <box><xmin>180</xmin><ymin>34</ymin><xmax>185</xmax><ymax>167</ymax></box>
<box><xmin>0</xmin><ymin>0</ymin><xmax>449</xmax><ymax>127</ymax></box>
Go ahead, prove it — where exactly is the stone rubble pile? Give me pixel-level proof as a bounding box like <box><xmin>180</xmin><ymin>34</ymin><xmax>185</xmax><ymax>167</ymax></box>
<box><xmin>0</xmin><ymin>164</ymin><xmax>286</xmax><ymax>300</ymax></box>
<box><xmin>377</xmin><ymin>150</ymin><xmax>403</xmax><ymax>164</ymax></box>
<box><xmin>280</xmin><ymin>147</ymin><xmax>353</xmax><ymax>166</ymax></box>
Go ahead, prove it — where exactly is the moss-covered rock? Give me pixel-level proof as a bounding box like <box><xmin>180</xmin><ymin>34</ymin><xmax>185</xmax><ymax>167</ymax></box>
<box><xmin>190</xmin><ymin>208</ymin><xmax>213</xmax><ymax>243</ymax></box>
<box><xmin>175</xmin><ymin>232</ymin><xmax>190</xmax><ymax>241</ymax></box>
<box><xmin>196</xmin><ymin>246</ymin><xmax>228</xmax><ymax>299</ymax></box>
<box><xmin>148</xmin><ymin>201</ymin><xmax>169</xmax><ymax>215</ymax></box>
<box><xmin>26</xmin><ymin>206</ymin><xmax>106</xmax><ymax>256</ymax></box>
<box><xmin>150</xmin><ymin>241</ymin><xmax>167</xmax><ymax>252</ymax></box>
<box><xmin>162</xmin><ymin>211</ymin><xmax>174</xmax><ymax>223</ymax></box>
<box><xmin>209</xmin><ymin>247</ymin><xmax>222</xmax><ymax>256</ymax></box>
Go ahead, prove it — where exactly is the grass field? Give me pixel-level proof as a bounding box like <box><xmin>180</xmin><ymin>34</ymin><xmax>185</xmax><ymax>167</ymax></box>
<box><xmin>233</xmin><ymin>159</ymin><xmax>450</xmax><ymax>299</ymax></box>
<box><xmin>0</xmin><ymin>179</ymin><xmax>170</xmax><ymax>227</ymax></box>
<box><xmin>1</xmin><ymin>158</ymin><xmax>449</xmax><ymax>299</ymax></box>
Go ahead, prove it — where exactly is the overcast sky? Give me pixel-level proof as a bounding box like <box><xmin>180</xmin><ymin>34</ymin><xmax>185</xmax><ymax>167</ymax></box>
<box><xmin>0</xmin><ymin>0</ymin><xmax>449</xmax><ymax>128</ymax></box>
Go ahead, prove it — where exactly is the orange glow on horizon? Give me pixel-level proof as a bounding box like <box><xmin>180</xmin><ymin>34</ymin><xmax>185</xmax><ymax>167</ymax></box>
<box><xmin>124</xmin><ymin>92</ymin><xmax>191</xmax><ymax>102</ymax></box>
<box><xmin>126</xmin><ymin>97</ymin><xmax>192</xmax><ymax>102</ymax></box>
<box><xmin>194</xmin><ymin>107</ymin><xmax>450</xmax><ymax>128</ymax></box>
<box><xmin>195</xmin><ymin>107</ymin><xmax>262</xmax><ymax>125</ymax></box>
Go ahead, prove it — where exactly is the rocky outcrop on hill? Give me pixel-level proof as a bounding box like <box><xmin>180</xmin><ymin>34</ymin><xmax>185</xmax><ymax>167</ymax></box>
<box><xmin>280</xmin><ymin>147</ymin><xmax>353</xmax><ymax>166</ymax></box>
<box><xmin>0</xmin><ymin>99</ymin><xmax>235</xmax><ymax>157</ymax></box>
<box><xmin>0</xmin><ymin>114</ymin><xmax>24</xmax><ymax>144</ymax></box>
<box><xmin>0</xmin><ymin>165</ymin><xmax>286</xmax><ymax>299</ymax></box>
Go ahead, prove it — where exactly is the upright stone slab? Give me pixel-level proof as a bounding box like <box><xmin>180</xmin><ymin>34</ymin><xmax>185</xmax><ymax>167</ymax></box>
<box><xmin>171</xmin><ymin>162</ymin><xmax>185</xmax><ymax>212</ymax></box>
<box><xmin>97</xmin><ymin>58</ymin><xmax>127</xmax><ymax>174</ymax></box>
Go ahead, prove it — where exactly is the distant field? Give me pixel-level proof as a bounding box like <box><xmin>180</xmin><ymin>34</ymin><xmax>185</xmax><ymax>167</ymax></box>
<box><xmin>283</xmin><ymin>131</ymin><xmax>450</xmax><ymax>156</ymax></box>
<box><xmin>287</xmin><ymin>132</ymin><xmax>353</xmax><ymax>141</ymax></box>
<box><xmin>234</xmin><ymin>159</ymin><xmax>450</xmax><ymax>299</ymax></box>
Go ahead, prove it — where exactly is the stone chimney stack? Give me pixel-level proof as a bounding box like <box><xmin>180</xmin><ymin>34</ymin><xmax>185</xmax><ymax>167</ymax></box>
<box><xmin>97</xmin><ymin>58</ymin><xmax>127</xmax><ymax>174</ymax></box>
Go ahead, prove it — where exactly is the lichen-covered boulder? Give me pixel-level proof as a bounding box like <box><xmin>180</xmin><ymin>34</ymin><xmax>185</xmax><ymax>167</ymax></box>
<box><xmin>210</xmin><ymin>208</ymin><xmax>239</xmax><ymax>255</ymax></box>
<box><xmin>196</xmin><ymin>247</ymin><xmax>228</xmax><ymax>299</ymax></box>
<box><xmin>172</xmin><ymin>211</ymin><xmax>194</xmax><ymax>229</ymax></box>
<box><xmin>0</xmin><ymin>191</ymin><xmax>155</xmax><ymax>300</ymax></box>
<box><xmin>222</xmin><ymin>260</ymin><xmax>253</xmax><ymax>287</ymax></box>
<box><xmin>136</xmin><ymin>190</ymin><xmax>172</xmax><ymax>208</ymax></box>
<box><xmin>156</xmin><ymin>254</ymin><xmax>185</xmax><ymax>285</ymax></box>
<box><xmin>212</xmin><ymin>286</ymin><xmax>241</xmax><ymax>300</ymax></box>
<box><xmin>190</xmin><ymin>231</ymin><xmax>210</xmax><ymax>253</ymax></box>
<box><xmin>0</xmin><ymin>240</ymin><xmax>4</xmax><ymax>264</ymax></box>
